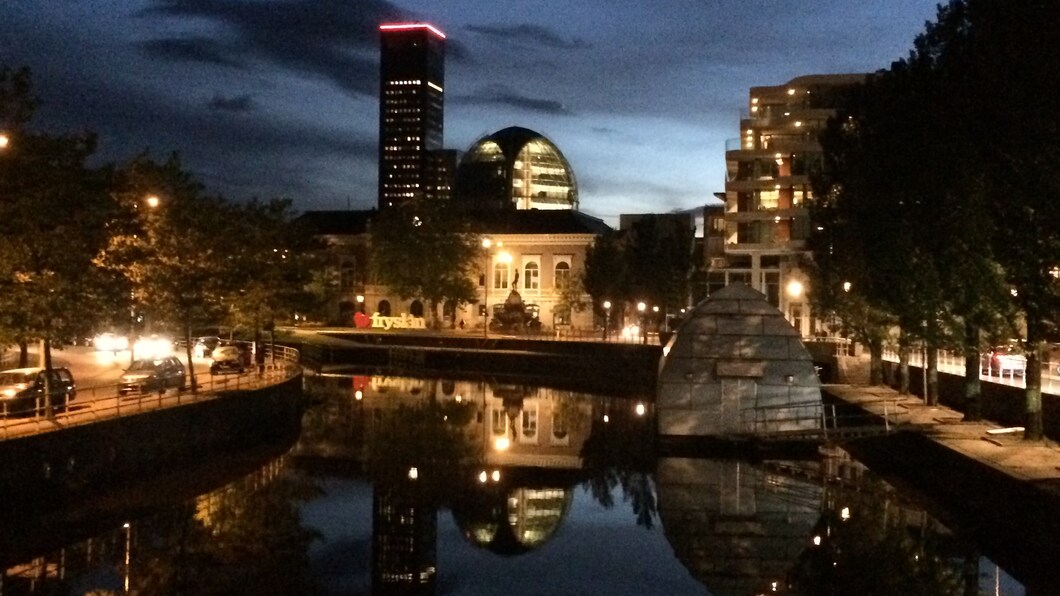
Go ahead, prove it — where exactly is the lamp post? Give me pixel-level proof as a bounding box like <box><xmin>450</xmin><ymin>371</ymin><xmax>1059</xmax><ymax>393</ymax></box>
<box><xmin>482</xmin><ymin>238</ymin><xmax>492</xmax><ymax>338</ymax></box>
<box><xmin>602</xmin><ymin>300</ymin><xmax>611</xmax><ymax>341</ymax></box>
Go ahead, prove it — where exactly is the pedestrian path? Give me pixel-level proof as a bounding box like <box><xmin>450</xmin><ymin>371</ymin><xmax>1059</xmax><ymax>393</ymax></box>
<box><xmin>825</xmin><ymin>384</ymin><xmax>1060</xmax><ymax>487</ymax></box>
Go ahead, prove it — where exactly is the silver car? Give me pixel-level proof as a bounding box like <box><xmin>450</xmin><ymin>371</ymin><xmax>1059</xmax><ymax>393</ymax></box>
<box><xmin>119</xmin><ymin>357</ymin><xmax>187</xmax><ymax>395</ymax></box>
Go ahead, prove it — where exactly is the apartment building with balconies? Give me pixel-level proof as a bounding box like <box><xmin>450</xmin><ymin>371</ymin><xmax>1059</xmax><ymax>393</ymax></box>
<box><xmin>710</xmin><ymin>74</ymin><xmax>864</xmax><ymax>336</ymax></box>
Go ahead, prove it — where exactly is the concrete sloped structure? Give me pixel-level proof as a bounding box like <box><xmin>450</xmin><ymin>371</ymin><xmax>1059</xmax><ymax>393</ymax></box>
<box><xmin>657</xmin><ymin>283</ymin><xmax>822</xmax><ymax>440</ymax></box>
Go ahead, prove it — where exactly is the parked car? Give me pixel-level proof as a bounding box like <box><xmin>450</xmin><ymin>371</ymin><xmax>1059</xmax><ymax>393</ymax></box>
<box><xmin>0</xmin><ymin>367</ymin><xmax>77</xmax><ymax>416</ymax></box>
<box><xmin>210</xmin><ymin>344</ymin><xmax>247</xmax><ymax>375</ymax></box>
<box><xmin>981</xmin><ymin>344</ymin><xmax>1027</xmax><ymax>376</ymax></box>
<box><xmin>119</xmin><ymin>356</ymin><xmax>187</xmax><ymax>395</ymax></box>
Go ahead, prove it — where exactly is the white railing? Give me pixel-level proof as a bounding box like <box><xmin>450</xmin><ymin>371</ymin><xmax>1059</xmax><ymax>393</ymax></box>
<box><xmin>0</xmin><ymin>345</ymin><xmax>301</xmax><ymax>442</ymax></box>
<box><xmin>882</xmin><ymin>347</ymin><xmax>1060</xmax><ymax>394</ymax></box>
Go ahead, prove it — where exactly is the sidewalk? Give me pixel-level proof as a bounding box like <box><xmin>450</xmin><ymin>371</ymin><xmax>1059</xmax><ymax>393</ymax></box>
<box><xmin>824</xmin><ymin>384</ymin><xmax>1060</xmax><ymax>486</ymax></box>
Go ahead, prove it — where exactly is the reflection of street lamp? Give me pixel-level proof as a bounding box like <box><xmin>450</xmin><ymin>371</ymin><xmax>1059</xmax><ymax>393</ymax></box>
<box><xmin>602</xmin><ymin>300</ymin><xmax>611</xmax><ymax>341</ymax></box>
<box><xmin>637</xmin><ymin>301</ymin><xmax>647</xmax><ymax>344</ymax></box>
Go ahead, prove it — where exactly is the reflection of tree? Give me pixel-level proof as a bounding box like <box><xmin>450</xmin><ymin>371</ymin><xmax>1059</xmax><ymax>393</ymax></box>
<box><xmin>129</xmin><ymin>461</ymin><xmax>324</xmax><ymax>595</ymax></box>
<box><xmin>788</xmin><ymin>488</ymin><xmax>966</xmax><ymax>595</ymax></box>
<box><xmin>365</xmin><ymin>401</ymin><xmax>483</xmax><ymax>502</ymax></box>
<box><xmin>580</xmin><ymin>402</ymin><xmax>657</xmax><ymax>528</ymax></box>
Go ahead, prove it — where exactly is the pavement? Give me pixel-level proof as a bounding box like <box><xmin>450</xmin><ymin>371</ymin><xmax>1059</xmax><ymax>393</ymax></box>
<box><xmin>824</xmin><ymin>383</ymin><xmax>1060</xmax><ymax>484</ymax></box>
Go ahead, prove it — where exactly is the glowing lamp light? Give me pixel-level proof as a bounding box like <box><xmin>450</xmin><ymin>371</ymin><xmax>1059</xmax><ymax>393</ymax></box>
<box><xmin>841</xmin><ymin>506</ymin><xmax>851</xmax><ymax>520</ymax></box>
<box><xmin>497</xmin><ymin>251</ymin><xmax>512</xmax><ymax>264</ymax></box>
<box><xmin>635</xmin><ymin>403</ymin><xmax>646</xmax><ymax>416</ymax></box>
<box><xmin>494</xmin><ymin>436</ymin><xmax>510</xmax><ymax>451</ymax></box>
<box><xmin>786</xmin><ymin>279</ymin><xmax>804</xmax><ymax>298</ymax></box>
<box><xmin>603</xmin><ymin>300</ymin><xmax>611</xmax><ymax>310</ymax></box>
<box><xmin>602</xmin><ymin>414</ymin><xmax>610</xmax><ymax>423</ymax></box>
<box><xmin>379</xmin><ymin>22</ymin><xmax>446</xmax><ymax>39</ymax></box>
<box><xmin>842</xmin><ymin>281</ymin><xmax>852</xmax><ymax>293</ymax></box>
<box><xmin>478</xmin><ymin>471</ymin><xmax>488</xmax><ymax>483</ymax></box>
<box><xmin>0</xmin><ymin>134</ymin><xmax>9</xmax><ymax>148</ymax></box>
<box><xmin>813</xmin><ymin>535</ymin><xmax>822</xmax><ymax>546</ymax></box>
<box><xmin>355</xmin><ymin>390</ymin><xmax>363</xmax><ymax>400</ymax></box>
<box><xmin>491</xmin><ymin>470</ymin><xmax>501</xmax><ymax>482</ymax></box>
<box><xmin>145</xmin><ymin>195</ymin><xmax>160</xmax><ymax>208</ymax></box>
<box><xmin>407</xmin><ymin>467</ymin><xmax>419</xmax><ymax>480</ymax></box>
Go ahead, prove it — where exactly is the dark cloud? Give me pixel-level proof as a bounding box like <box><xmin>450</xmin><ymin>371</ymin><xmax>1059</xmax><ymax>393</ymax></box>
<box><xmin>138</xmin><ymin>36</ymin><xmax>245</xmax><ymax>68</ymax></box>
<box><xmin>454</xmin><ymin>85</ymin><xmax>571</xmax><ymax>115</ymax></box>
<box><xmin>208</xmin><ymin>93</ymin><xmax>256</xmax><ymax>112</ymax></box>
<box><xmin>466</xmin><ymin>23</ymin><xmax>591</xmax><ymax>50</ymax></box>
<box><xmin>138</xmin><ymin>0</ymin><xmax>408</xmax><ymax>96</ymax></box>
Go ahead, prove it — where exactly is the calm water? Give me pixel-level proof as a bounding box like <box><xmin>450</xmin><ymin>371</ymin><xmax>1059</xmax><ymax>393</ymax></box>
<box><xmin>0</xmin><ymin>372</ymin><xmax>1034</xmax><ymax>595</ymax></box>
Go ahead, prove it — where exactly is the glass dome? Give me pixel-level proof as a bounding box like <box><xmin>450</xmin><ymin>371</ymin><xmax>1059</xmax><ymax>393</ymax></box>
<box><xmin>455</xmin><ymin>127</ymin><xmax>578</xmax><ymax>211</ymax></box>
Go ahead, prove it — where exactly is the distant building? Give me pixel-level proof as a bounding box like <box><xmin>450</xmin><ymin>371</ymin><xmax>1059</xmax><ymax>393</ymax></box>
<box><xmin>378</xmin><ymin>23</ymin><xmax>446</xmax><ymax>210</ymax></box>
<box><xmin>454</xmin><ymin>127</ymin><xmax>578</xmax><ymax>212</ymax></box>
<box><xmin>714</xmin><ymin>73</ymin><xmax>864</xmax><ymax>336</ymax></box>
<box><xmin>297</xmin><ymin>208</ymin><xmax>610</xmax><ymax>331</ymax></box>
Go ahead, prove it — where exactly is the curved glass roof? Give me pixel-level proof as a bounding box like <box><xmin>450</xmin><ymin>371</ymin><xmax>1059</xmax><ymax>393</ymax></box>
<box><xmin>455</xmin><ymin>127</ymin><xmax>578</xmax><ymax>211</ymax></box>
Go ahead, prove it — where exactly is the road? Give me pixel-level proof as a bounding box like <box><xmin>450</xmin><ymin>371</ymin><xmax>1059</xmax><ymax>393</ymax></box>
<box><xmin>3</xmin><ymin>345</ymin><xmax>227</xmax><ymax>405</ymax></box>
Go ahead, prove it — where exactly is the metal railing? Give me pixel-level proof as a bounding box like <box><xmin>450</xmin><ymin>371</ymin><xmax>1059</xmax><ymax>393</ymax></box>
<box><xmin>882</xmin><ymin>347</ymin><xmax>1060</xmax><ymax>394</ymax></box>
<box><xmin>0</xmin><ymin>345</ymin><xmax>301</xmax><ymax>442</ymax></box>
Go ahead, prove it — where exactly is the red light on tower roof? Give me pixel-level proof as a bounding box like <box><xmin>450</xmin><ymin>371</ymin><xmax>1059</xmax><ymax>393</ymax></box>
<box><xmin>379</xmin><ymin>22</ymin><xmax>446</xmax><ymax>39</ymax></box>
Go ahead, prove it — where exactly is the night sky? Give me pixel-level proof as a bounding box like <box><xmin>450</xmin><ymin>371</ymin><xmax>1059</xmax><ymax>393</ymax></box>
<box><xmin>2</xmin><ymin>0</ymin><xmax>941</xmax><ymax>226</ymax></box>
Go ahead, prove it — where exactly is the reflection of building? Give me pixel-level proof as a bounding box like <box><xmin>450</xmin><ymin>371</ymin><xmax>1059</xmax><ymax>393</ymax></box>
<box><xmin>378</xmin><ymin>23</ymin><xmax>447</xmax><ymax>210</ymax></box>
<box><xmin>373</xmin><ymin>487</ymin><xmax>437</xmax><ymax>595</ymax></box>
<box><xmin>655</xmin><ymin>457</ymin><xmax>823</xmax><ymax>596</ymax></box>
<box><xmin>711</xmin><ymin>74</ymin><xmax>864</xmax><ymax>336</ymax></box>
<box><xmin>451</xmin><ymin>486</ymin><xmax>572</xmax><ymax>556</ymax></box>
<box><xmin>454</xmin><ymin>127</ymin><xmax>578</xmax><ymax>211</ymax></box>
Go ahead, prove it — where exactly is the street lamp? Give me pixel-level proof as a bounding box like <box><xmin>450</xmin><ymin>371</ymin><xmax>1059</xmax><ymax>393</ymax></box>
<box><xmin>0</xmin><ymin>133</ymin><xmax>9</xmax><ymax>150</ymax></box>
<box><xmin>145</xmin><ymin>194</ymin><xmax>160</xmax><ymax>209</ymax></box>
<box><xmin>602</xmin><ymin>300</ymin><xmax>611</xmax><ymax>341</ymax></box>
<box><xmin>482</xmin><ymin>238</ymin><xmax>492</xmax><ymax>338</ymax></box>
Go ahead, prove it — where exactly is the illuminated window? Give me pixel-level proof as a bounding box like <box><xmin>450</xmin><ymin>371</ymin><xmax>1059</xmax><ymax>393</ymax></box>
<box><xmin>554</xmin><ymin>259</ymin><xmax>571</xmax><ymax>288</ymax></box>
<box><xmin>524</xmin><ymin>261</ymin><xmax>540</xmax><ymax>290</ymax></box>
<box><xmin>521</xmin><ymin>407</ymin><xmax>538</xmax><ymax>442</ymax></box>
<box><xmin>493</xmin><ymin>262</ymin><xmax>509</xmax><ymax>290</ymax></box>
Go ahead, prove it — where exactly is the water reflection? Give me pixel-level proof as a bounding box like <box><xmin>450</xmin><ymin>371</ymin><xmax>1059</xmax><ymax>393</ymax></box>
<box><xmin>0</xmin><ymin>372</ymin><xmax>1035</xmax><ymax>595</ymax></box>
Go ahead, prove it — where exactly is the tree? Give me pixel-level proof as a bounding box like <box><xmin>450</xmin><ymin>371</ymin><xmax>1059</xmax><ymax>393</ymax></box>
<box><xmin>103</xmin><ymin>152</ymin><xmax>243</xmax><ymax>392</ymax></box>
<box><xmin>220</xmin><ymin>198</ymin><xmax>320</xmax><ymax>367</ymax></box>
<box><xmin>623</xmin><ymin>215</ymin><xmax>695</xmax><ymax>314</ymax></box>
<box><xmin>583</xmin><ymin>230</ymin><xmax>628</xmax><ymax>330</ymax></box>
<box><xmin>0</xmin><ymin>67</ymin><xmax>117</xmax><ymax>414</ymax></box>
<box><xmin>369</xmin><ymin>202</ymin><xmax>480</xmax><ymax>328</ymax></box>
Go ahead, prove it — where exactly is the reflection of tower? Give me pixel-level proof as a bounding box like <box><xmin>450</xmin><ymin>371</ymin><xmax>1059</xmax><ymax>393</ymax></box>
<box><xmin>372</xmin><ymin>485</ymin><xmax>437</xmax><ymax>595</ymax></box>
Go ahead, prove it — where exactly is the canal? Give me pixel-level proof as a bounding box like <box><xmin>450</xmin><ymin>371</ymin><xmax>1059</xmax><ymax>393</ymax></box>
<box><xmin>0</xmin><ymin>370</ymin><xmax>1042</xmax><ymax>595</ymax></box>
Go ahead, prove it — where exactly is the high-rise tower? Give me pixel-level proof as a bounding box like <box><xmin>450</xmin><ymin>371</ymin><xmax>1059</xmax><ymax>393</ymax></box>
<box><xmin>378</xmin><ymin>22</ymin><xmax>446</xmax><ymax>210</ymax></box>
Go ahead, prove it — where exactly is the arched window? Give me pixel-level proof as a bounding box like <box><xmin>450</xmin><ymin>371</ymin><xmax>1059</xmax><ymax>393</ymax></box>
<box><xmin>378</xmin><ymin>300</ymin><xmax>391</xmax><ymax>317</ymax></box>
<box><xmin>493</xmin><ymin>262</ymin><xmax>509</xmax><ymax>290</ymax></box>
<box><xmin>410</xmin><ymin>300</ymin><xmax>424</xmax><ymax>317</ymax></box>
<box><xmin>340</xmin><ymin>261</ymin><xmax>355</xmax><ymax>290</ymax></box>
<box><xmin>554</xmin><ymin>261</ymin><xmax>571</xmax><ymax>288</ymax></box>
<box><xmin>524</xmin><ymin>262</ymin><xmax>540</xmax><ymax>290</ymax></box>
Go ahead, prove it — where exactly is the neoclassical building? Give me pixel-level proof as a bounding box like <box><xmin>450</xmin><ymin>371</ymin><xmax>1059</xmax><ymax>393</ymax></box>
<box><xmin>301</xmin><ymin>126</ymin><xmax>608</xmax><ymax>332</ymax></box>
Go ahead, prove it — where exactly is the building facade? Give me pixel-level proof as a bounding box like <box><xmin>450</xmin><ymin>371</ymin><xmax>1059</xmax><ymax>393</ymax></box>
<box><xmin>378</xmin><ymin>23</ymin><xmax>446</xmax><ymax>210</ymax></box>
<box><xmin>711</xmin><ymin>74</ymin><xmax>864</xmax><ymax>336</ymax></box>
